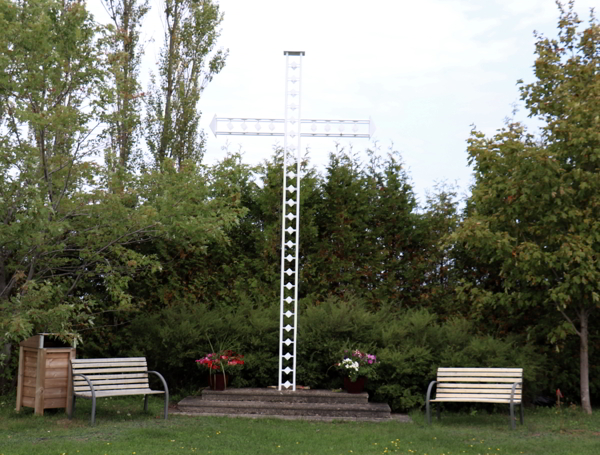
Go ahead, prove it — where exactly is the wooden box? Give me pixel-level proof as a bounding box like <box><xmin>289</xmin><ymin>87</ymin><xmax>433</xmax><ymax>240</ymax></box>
<box><xmin>16</xmin><ymin>334</ymin><xmax>76</xmax><ymax>416</ymax></box>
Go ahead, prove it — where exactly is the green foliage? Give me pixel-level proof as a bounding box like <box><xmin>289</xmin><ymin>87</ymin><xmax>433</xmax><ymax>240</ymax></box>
<box><xmin>97</xmin><ymin>292</ymin><xmax>547</xmax><ymax>412</ymax></box>
<box><xmin>299</xmin><ymin>146</ymin><xmax>427</xmax><ymax>310</ymax></box>
<box><xmin>145</xmin><ymin>0</ymin><xmax>227</xmax><ymax>168</ymax></box>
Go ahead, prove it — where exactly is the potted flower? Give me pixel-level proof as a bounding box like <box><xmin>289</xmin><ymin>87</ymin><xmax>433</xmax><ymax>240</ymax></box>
<box><xmin>334</xmin><ymin>349</ymin><xmax>378</xmax><ymax>393</ymax></box>
<box><xmin>196</xmin><ymin>350</ymin><xmax>244</xmax><ymax>390</ymax></box>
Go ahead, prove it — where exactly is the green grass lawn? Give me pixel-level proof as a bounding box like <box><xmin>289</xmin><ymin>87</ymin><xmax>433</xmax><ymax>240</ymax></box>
<box><xmin>1</xmin><ymin>395</ymin><xmax>599</xmax><ymax>455</ymax></box>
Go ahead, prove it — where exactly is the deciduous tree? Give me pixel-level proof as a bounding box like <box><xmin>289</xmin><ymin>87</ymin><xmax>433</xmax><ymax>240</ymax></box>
<box><xmin>452</xmin><ymin>1</ymin><xmax>599</xmax><ymax>413</ymax></box>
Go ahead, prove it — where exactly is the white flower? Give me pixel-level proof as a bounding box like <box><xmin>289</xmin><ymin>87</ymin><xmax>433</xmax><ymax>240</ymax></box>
<box><xmin>342</xmin><ymin>359</ymin><xmax>359</xmax><ymax>371</ymax></box>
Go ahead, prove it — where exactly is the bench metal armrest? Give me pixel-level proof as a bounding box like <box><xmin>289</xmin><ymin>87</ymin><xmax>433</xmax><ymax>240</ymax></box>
<box><xmin>71</xmin><ymin>373</ymin><xmax>98</xmax><ymax>426</ymax></box>
<box><xmin>148</xmin><ymin>371</ymin><xmax>169</xmax><ymax>420</ymax></box>
<box><xmin>72</xmin><ymin>373</ymin><xmax>96</xmax><ymax>399</ymax></box>
<box><xmin>510</xmin><ymin>381</ymin><xmax>522</xmax><ymax>403</ymax></box>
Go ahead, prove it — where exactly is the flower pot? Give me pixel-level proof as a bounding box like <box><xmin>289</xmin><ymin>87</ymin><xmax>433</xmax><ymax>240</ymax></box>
<box><xmin>209</xmin><ymin>373</ymin><xmax>230</xmax><ymax>391</ymax></box>
<box><xmin>344</xmin><ymin>376</ymin><xmax>367</xmax><ymax>394</ymax></box>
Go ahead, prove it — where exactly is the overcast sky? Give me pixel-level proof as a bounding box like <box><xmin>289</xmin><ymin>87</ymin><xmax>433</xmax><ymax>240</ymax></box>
<box><xmin>89</xmin><ymin>0</ymin><xmax>597</xmax><ymax>206</ymax></box>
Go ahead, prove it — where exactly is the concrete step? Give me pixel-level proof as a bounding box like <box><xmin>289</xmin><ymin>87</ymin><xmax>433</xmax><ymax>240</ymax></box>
<box><xmin>178</xmin><ymin>395</ymin><xmax>392</xmax><ymax>420</ymax></box>
<box><xmin>200</xmin><ymin>388</ymin><xmax>369</xmax><ymax>404</ymax></box>
<box><xmin>173</xmin><ymin>410</ymin><xmax>400</xmax><ymax>422</ymax></box>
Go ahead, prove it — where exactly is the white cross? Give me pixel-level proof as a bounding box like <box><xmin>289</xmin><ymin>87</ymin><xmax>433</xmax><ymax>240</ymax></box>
<box><xmin>210</xmin><ymin>51</ymin><xmax>374</xmax><ymax>391</ymax></box>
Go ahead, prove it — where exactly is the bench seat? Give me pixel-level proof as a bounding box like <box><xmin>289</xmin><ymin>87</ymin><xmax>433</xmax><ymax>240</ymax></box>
<box><xmin>68</xmin><ymin>357</ymin><xmax>169</xmax><ymax>426</ymax></box>
<box><xmin>426</xmin><ymin>368</ymin><xmax>523</xmax><ymax>429</ymax></box>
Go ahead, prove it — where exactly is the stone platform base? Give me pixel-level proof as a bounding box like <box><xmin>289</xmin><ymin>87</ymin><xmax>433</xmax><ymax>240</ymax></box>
<box><xmin>176</xmin><ymin>388</ymin><xmax>411</xmax><ymax>422</ymax></box>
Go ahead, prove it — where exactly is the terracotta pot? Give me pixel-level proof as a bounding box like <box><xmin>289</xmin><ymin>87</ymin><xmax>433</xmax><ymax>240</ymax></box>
<box><xmin>344</xmin><ymin>376</ymin><xmax>367</xmax><ymax>394</ymax></box>
<box><xmin>209</xmin><ymin>372</ymin><xmax>230</xmax><ymax>391</ymax></box>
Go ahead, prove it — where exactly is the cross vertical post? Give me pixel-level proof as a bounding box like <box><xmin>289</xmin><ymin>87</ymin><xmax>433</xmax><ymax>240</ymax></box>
<box><xmin>278</xmin><ymin>51</ymin><xmax>304</xmax><ymax>391</ymax></box>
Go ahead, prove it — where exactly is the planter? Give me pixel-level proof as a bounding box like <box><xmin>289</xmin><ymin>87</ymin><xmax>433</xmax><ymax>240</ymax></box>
<box><xmin>209</xmin><ymin>373</ymin><xmax>230</xmax><ymax>391</ymax></box>
<box><xmin>344</xmin><ymin>376</ymin><xmax>367</xmax><ymax>394</ymax></box>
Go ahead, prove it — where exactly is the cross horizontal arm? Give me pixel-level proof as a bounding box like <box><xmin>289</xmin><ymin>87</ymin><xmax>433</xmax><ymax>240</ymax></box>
<box><xmin>209</xmin><ymin>115</ymin><xmax>375</xmax><ymax>138</ymax></box>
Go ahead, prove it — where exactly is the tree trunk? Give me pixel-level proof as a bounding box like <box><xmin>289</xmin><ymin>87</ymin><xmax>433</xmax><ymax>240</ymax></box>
<box><xmin>579</xmin><ymin>308</ymin><xmax>592</xmax><ymax>414</ymax></box>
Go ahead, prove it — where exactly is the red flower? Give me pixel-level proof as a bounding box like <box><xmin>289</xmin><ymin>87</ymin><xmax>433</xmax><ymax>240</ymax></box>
<box><xmin>196</xmin><ymin>350</ymin><xmax>244</xmax><ymax>371</ymax></box>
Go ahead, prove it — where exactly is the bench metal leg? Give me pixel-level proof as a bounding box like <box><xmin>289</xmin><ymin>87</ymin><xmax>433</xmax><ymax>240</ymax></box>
<box><xmin>164</xmin><ymin>393</ymin><xmax>168</xmax><ymax>420</ymax></box>
<box><xmin>143</xmin><ymin>393</ymin><xmax>168</xmax><ymax>420</ymax></box>
<box><xmin>510</xmin><ymin>401</ymin><xmax>516</xmax><ymax>430</ymax></box>
<box><xmin>509</xmin><ymin>402</ymin><xmax>524</xmax><ymax>429</ymax></box>
<box><xmin>425</xmin><ymin>380</ymin><xmax>437</xmax><ymax>425</ymax></box>
<box><xmin>91</xmin><ymin>395</ymin><xmax>96</xmax><ymax>426</ymax></box>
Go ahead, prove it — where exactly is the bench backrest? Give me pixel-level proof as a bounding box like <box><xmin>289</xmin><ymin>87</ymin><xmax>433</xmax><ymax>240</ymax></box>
<box><xmin>71</xmin><ymin>358</ymin><xmax>151</xmax><ymax>394</ymax></box>
<box><xmin>435</xmin><ymin>368</ymin><xmax>523</xmax><ymax>403</ymax></box>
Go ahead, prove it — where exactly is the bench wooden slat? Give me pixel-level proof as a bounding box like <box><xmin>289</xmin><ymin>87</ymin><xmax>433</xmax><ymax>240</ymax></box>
<box><xmin>437</xmin><ymin>377</ymin><xmax>522</xmax><ymax>383</ymax></box>
<box><xmin>72</xmin><ymin>367</ymin><xmax>148</xmax><ymax>375</ymax></box>
<box><xmin>438</xmin><ymin>391</ymin><xmax>521</xmax><ymax>397</ymax></box>
<box><xmin>74</xmin><ymin>383</ymin><xmax>152</xmax><ymax>392</ymax></box>
<box><xmin>75</xmin><ymin>389</ymin><xmax>165</xmax><ymax>398</ymax></box>
<box><xmin>73</xmin><ymin>375</ymin><xmax>148</xmax><ymax>385</ymax></box>
<box><xmin>432</xmin><ymin>398</ymin><xmax>521</xmax><ymax>404</ymax></box>
<box><xmin>437</xmin><ymin>368</ymin><xmax>522</xmax><ymax>373</ymax></box>
<box><xmin>437</xmin><ymin>392</ymin><xmax>521</xmax><ymax>396</ymax></box>
<box><xmin>438</xmin><ymin>388</ymin><xmax>521</xmax><ymax>394</ymax></box>
<box><xmin>73</xmin><ymin>377</ymin><xmax>150</xmax><ymax>385</ymax></box>
<box><xmin>438</xmin><ymin>371</ymin><xmax>522</xmax><ymax>377</ymax></box>
<box><xmin>436</xmin><ymin>392</ymin><xmax>521</xmax><ymax>399</ymax></box>
<box><xmin>71</xmin><ymin>358</ymin><xmax>148</xmax><ymax>364</ymax></box>
<box><xmin>74</xmin><ymin>381</ymin><xmax>149</xmax><ymax>389</ymax></box>
<box><xmin>74</xmin><ymin>372</ymin><xmax>149</xmax><ymax>381</ymax></box>
<box><xmin>72</xmin><ymin>362</ymin><xmax>147</xmax><ymax>369</ymax></box>
<box><xmin>437</xmin><ymin>383</ymin><xmax>520</xmax><ymax>389</ymax></box>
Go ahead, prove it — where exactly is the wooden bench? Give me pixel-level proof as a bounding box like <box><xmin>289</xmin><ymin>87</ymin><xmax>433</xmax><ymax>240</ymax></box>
<box><xmin>426</xmin><ymin>368</ymin><xmax>523</xmax><ymax>429</ymax></box>
<box><xmin>68</xmin><ymin>357</ymin><xmax>169</xmax><ymax>426</ymax></box>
